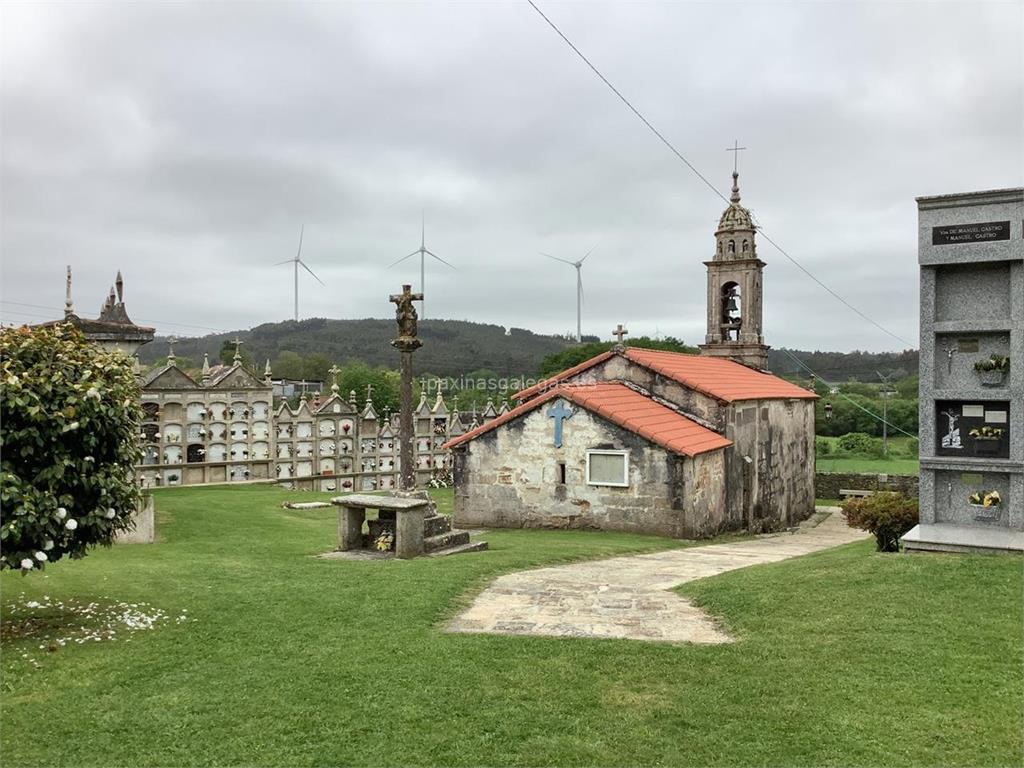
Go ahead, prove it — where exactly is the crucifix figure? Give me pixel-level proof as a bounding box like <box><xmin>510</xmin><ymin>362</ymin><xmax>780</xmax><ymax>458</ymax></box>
<box><xmin>390</xmin><ymin>284</ymin><xmax>424</xmax><ymax>344</ymax></box>
<box><xmin>726</xmin><ymin>139</ymin><xmax>747</xmax><ymax>174</ymax></box>
<box><xmin>612</xmin><ymin>324</ymin><xmax>629</xmax><ymax>345</ymax></box>
<box><xmin>547</xmin><ymin>400</ymin><xmax>574</xmax><ymax>448</ymax></box>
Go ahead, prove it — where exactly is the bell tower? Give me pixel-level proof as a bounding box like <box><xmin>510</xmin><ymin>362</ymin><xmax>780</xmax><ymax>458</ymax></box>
<box><xmin>698</xmin><ymin>167</ymin><xmax>770</xmax><ymax>370</ymax></box>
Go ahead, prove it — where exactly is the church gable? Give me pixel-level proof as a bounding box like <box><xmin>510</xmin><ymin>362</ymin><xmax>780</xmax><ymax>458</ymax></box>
<box><xmin>209</xmin><ymin>364</ymin><xmax>268</xmax><ymax>390</ymax></box>
<box><xmin>143</xmin><ymin>365</ymin><xmax>200</xmax><ymax>391</ymax></box>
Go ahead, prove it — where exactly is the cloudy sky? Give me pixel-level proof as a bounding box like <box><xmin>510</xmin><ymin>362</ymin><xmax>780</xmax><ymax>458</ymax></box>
<box><xmin>2</xmin><ymin>2</ymin><xmax>1021</xmax><ymax>351</ymax></box>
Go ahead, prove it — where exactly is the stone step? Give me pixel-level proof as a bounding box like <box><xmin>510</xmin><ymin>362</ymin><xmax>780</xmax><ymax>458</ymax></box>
<box><xmin>426</xmin><ymin>541</ymin><xmax>489</xmax><ymax>558</ymax></box>
<box><xmin>424</xmin><ymin>530</ymin><xmax>471</xmax><ymax>552</ymax></box>
<box><xmin>424</xmin><ymin>514</ymin><xmax>453</xmax><ymax>538</ymax></box>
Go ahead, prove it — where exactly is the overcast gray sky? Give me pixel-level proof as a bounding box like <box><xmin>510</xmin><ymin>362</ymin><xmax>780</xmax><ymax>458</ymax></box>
<box><xmin>2</xmin><ymin>1</ymin><xmax>1021</xmax><ymax>351</ymax></box>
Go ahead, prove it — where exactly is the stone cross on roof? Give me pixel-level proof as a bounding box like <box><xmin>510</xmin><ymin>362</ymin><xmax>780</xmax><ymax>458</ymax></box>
<box><xmin>232</xmin><ymin>336</ymin><xmax>244</xmax><ymax>364</ymax></box>
<box><xmin>167</xmin><ymin>336</ymin><xmax>177</xmax><ymax>364</ymax></box>
<box><xmin>612</xmin><ymin>324</ymin><xmax>629</xmax><ymax>345</ymax></box>
<box><xmin>726</xmin><ymin>139</ymin><xmax>747</xmax><ymax>174</ymax></box>
<box><xmin>328</xmin><ymin>364</ymin><xmax>341</xmax><ymax>394</ymax></box>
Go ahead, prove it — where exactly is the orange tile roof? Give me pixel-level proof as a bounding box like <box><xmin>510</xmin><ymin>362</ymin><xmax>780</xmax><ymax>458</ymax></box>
<box><xmin>514</xmin><ymin>348</ymin><xmax>817</xmax><ymax>404</ymax></box>
<box><xmin>444</xmin><ymin>382</ymin><xmax>731</xmax><ymax>458</ymax></box>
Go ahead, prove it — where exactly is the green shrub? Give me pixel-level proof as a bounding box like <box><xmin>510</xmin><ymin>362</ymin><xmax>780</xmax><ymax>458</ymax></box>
<box><xmin>1</xmin><ymin>324</ymin><xmax>143</xmax><ymax>572</ymax></box>
<box><xmin>837</xmin><ymin>432</ymin><xmax>883</xmax><ymax>456</ymax></box>
<box><xmin>904</xmin><ymin>437</ymin><xmax>920</xmax><ymax>457</ymax></box>
<box><xmin>815</xmin><ymin>436</ymin><xmax>833</xmax><ymax>456</ymax></box>
<box><xmin>842</xmin><ymin>492</ymin><xmax>919</xmax><ymax>552</ymax></box>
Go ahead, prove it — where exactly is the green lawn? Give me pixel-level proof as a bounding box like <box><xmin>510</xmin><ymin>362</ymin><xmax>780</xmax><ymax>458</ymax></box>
<box><xmin>816</xmin><ymin>456</ymin><xmax>921</xmax><ymax>474</ymax></box>
<box><xmin>2</xmin><ymin>485</ymin><xmax>1020</xmax><ymax>767</ymax></box>
<box><xmin>816</xmin><ymin>435</ymin><xmax>920</xmax><ymax>475</ymax></box>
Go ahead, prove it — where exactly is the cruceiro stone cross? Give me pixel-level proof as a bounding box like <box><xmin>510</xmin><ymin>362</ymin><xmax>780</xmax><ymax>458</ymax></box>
<box><xmin>328</xmin><ymin>364</ymin><xmax>341</xmax><ymax>394</ymax></box>
<box><xmin>390</xmin><ymin>284</ymin><xmax>423</xmax><ymax>491</ymax></box>
<box><xmin>547</xmin><ymin>400</ymin><xmax>574</xmax><ymax>448</ymax></box>
<box><xmin>612</xmin><ymin>324</ymin><xmax>629</xmax><ymax>345</ymax></box>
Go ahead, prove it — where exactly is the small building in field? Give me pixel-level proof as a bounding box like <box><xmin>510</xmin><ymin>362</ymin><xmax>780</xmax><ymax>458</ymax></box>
<box><xmin>445</xmin><ymin>170</ymin><xmax>819</xmax><ymax>539</ymax></box>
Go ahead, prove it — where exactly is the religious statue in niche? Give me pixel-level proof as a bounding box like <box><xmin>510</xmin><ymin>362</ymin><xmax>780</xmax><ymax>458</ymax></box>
<box><xmin>940</xmin><ymin>409</ymin><xmax>962</xmax><ymax>450</ymax></box>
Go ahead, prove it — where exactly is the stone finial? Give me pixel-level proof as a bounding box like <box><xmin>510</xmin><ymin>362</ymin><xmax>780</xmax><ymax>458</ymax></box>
<box><xmin>365</xmin><ymin>382</ymin><xmax>374</xmax><ymax>405</ymax></box>
<box><xmin>328</xmin><ymin>364</ymin><xmax>340</xmax><ymax>394</ymax></box>
<box><xmin>264</xmin><ymin>358</ymin><xmax>272</xmax><ymax>384</ymax></box>
<box><xmin>64</xmin><ymin>266</ymin><xmax>74</xmax><ymax>317</ymax></box>
<box><xmin>232</xmin><ymin>336</ymin><xmax>243</xmax><ymax>364</ymax></box>
<box><xmin>730</xmin><ymin>171</ymin><xmax>741</xmax><ymax>204</ymax></box>
<box><xmin>417</xmin><ymin>391</ymin><xmax>427</xmax><ymax>411</ymax></box>
<box><xmin>349</xmin><ymin>389</ymin><xmax>357</xmax><ymax>405</ymax></box>
<box><xmin>201</xmin><ymin>353</ymin><xmax>211</xmax><ymax>384</ymax></box>
<box><xmin>115</xmin><ymin>270</ymin><xmax>124</xmax><ymax>303</ymax></box>
<box><xmin>167</xmin><ymin>336</ymin><xmax>178</xmax><ymax>366</ymax></box>
<box><xmin>612</xmin><ymin>323</ymin><xmax>629</xmax><ymax>349</ymax></box>
<box><xmin>433</xmin><ymin>390</ymin><xmax>445</xmax><ymax>411</ymax></box>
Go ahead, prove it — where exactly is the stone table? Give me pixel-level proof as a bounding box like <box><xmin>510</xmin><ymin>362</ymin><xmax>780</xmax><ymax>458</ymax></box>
<box><xmin>330</xmin><ymin>493</ymin><xmax>432</xmax><ymax>559</ymax></box>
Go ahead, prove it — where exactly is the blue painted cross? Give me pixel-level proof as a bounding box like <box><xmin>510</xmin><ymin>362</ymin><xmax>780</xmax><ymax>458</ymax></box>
<box><xmin>547</xmin><ymin>400</ymin><xmax>574</xmax><ymax>448</ymax></box>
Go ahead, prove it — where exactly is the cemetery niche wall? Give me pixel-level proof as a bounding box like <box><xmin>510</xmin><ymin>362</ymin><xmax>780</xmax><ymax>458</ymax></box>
<box><xmin>904</xmin><ymin>187</ymin><xmax>1024</xmax><ymax>554</ymax></box>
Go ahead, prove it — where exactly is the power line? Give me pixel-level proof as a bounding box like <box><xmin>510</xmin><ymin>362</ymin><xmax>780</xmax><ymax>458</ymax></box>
<box><xmin>525</xmin><ymin>0</ymin><xmax>915</xmax><ymax>349</ymax></box>
<box><xmin>778</xmin><ymin>347</ymin><xmax>918</xmax><ymax>439</ymax></box>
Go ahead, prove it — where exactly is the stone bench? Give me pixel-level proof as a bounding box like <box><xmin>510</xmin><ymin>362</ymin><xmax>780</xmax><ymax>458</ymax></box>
<box><xmin>839</xmin><ymin>488</ymin><xmax>874</xmax><ymax>499</ymax></box>
<box><xmin>330</xmin><ymin>493</ymin><xmax>432</xmax><ymax>559</ymax></box>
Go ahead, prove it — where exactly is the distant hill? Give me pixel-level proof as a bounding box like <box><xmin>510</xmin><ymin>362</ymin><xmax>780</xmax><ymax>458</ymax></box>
<box><xmin>139</xmin><ymin>317</ymin><xmax>920</xmax><ymax>381</ymax></box>
<box><xmin>768</xmin><ymin>348</ymin><xmax>919</xmax><ymax>382</ymax></box>
<box><xmin>139</xmin><ymin>318</ymin><xmax>576</xmax><ymax>377</ymax></box>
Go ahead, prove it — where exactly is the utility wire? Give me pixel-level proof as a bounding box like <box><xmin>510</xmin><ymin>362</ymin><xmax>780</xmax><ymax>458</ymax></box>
<box><xmin>525</xmin><ymin>0</ymin><xmax>915</xmax><ymax>349</ymax></box>
<box><xmin>0</xmin><ymin>300</ymin><xmax>236</xmax><ymax>336</ymax></box>
<box><xmin>778</xmin><ymin>347</ymin><xmax>919</xmax><ymax>439</ymax></box>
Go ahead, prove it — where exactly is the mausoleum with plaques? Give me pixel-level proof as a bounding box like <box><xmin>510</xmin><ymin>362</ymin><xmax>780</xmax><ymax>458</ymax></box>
<box><xmin>903</xmin><ymin>187</ymin><xmax>1023</xmax><ymax>554</ymax></box>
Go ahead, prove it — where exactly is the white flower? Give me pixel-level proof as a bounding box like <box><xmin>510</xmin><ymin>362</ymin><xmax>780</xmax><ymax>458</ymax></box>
<box><xmin>20</xmin><ymin>558</ymin><xmax>34</xmax><ymax>570</ymax></box>
<box><xmin>35</xmin><ymin>552</ymin><xmax>47</xmax><ymax>562</ymax></box>
<box><xmin>56</xmin><ymin>507</ymin><xmax>67</xmax><ymax>520</ymax></box>
<box><xmin>84</xmin><ymin>456</ymin><xmax>95</xmax><ymax>463</ymax></box>
<box><xmin>65</xmin><ymin>519</ymin><xmax>78</xmax><ymax>531</ymax></box>
<box><xmin>105</xmin><ymin>508</ymin><xmax>116</xmax><ymax>519</ymax></box>
<box><xmin>86</xmin><ymin>387</ymin><xmax>101</xmax><ymax>400</ymax></box>
<box><xmin>43</xmin><ymin>539</ymin><xmax>54</xmax><ymax>550</ymax></box>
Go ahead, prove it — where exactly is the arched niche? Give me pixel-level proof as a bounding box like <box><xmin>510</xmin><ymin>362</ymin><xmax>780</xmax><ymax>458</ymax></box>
<box><xmin>252</xmin><ymin>441</ymin><xmax>270</xmax><ymax>460</ymax></box>
<box><xmin>252</xmin><ymin>421</ymin><xmax>270</xmax><ymax>440</ymax></box>
<box><xmin>252</xmin><ymin>401</ymin><xmax>270</xmax><ymax>420</ymax></box>
<box><xmin>318</xmin><ymin>420</ymin><xmax>336</xmax><ymax>437</ymax></box>
<box><xmin>187</xmin><ymin>443</ymin><xmax>206</xmax><ymax>463</ymax></box>
<box><xmin>162</xmin><ymin>403</ymin><xmax>183</xmax><ymax>422</ymax></box>
<box><xmin>186</xmin><ymin>402</ymin><xmax>206</xmax><ymax>421</ymax></box>
<box><xmin>207</xmin><ymin>443</ymin><xmax>227</xmax><ymax>462</ymax></box>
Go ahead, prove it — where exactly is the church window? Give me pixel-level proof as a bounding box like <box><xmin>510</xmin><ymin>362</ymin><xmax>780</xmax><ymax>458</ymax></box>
<box><xmin>586</xmin><ymin>450</ymin><xmax>629</xmax><ymax>487</ymax></box>
<box><xmin>742</xmin><ymin>239</ymin><xmax>749</xmax><ymax>253</ymax></box>
<box><xmin>557</xmin><ymin>461</ymin><xmax>567</xmax><ymax>484</ymax></box>
<box><xmin>717</xmin><ymin>241</ymin><xmax>723</xmax><ymax>255</ymax></box>
<box><xmin>728</xmin><ymin>240</ymin><xmax>735</xmax><ymax>254</ymax></box>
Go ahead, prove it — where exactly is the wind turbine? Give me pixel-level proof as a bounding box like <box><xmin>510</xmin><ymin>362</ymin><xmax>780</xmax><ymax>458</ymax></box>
<box><xmin>388</xmin><ymin>216</ymin><xmax>455</xmax><ymax>320</ymax></box>
<box><xmin>275</xmin><ymin>225</ymin><xmax>325</xmax><ymax>322</ymax></box>
<box><xmin>542</xmin><ymin>246</ymin><xmax>596</xmax><ymax>343</ymax></box>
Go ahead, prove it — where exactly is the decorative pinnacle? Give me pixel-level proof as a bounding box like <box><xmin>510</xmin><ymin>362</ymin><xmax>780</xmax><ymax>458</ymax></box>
<box><xmin>64</xmin><ymin>266</ymin><xmax>74</xmax><ymax>317</ymax></box>
<box><xmin>232</xmin><ymin>336</ymin><xmax>243</xmax><ymax>364</ymax></box>
<box><xmin>328</xmin><ymin>364</ymin><xmax>340</xmax><ymax>394</ymax></box>
<box><xmin>202</xmin><ymin>353</ymin><xmax>211</xmax><ymax>377</ymax></box>
<box><xmin>115</xmin><ymin>270</ymin><xmax>124</xmax><ymax>303</ymax></box>
<box><xmin>730</xmin><ymin>171</ymin><xmax>741</xmax><ymax>204</ymax></box>
<box><xmin>167</xmin><ymin>336</ymin><xmax>177</xmax><ymax>365</ymax></box>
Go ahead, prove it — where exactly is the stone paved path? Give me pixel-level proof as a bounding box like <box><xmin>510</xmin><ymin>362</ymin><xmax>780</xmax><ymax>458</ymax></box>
<box><xmin>447</xmin><ymin>511</ymin><xmax>867</xmax><ymax>644</ymax></box>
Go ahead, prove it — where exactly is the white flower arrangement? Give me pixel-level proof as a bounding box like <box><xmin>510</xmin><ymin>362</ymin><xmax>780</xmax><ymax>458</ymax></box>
<box><xmin>65</xmin><ymin>519</ymin><xmax>78</xmax><ymax>531</ymax></box>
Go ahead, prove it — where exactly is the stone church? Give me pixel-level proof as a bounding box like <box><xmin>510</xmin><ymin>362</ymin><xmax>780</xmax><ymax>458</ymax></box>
<box><xmin>446</xmin><ymin>172</ymin><xmax>818</xmax><ymax>538</ymax></box>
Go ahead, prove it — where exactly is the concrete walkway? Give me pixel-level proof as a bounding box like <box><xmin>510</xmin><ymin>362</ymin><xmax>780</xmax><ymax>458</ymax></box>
<box><xmin>447</xmin><ymin>511</ymin><xmax>868</xmax><ymax>644</ymax></box>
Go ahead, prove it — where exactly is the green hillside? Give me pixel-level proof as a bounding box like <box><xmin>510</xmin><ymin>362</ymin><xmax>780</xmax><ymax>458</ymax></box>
<box><xmin>138</xmin><ymin>318</ymin><xmax>574</xmax><ymax>378</ymax></box>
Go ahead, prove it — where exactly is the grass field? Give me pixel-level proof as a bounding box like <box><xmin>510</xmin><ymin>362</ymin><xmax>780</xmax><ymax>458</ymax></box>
<box><xmin>817</xmin><ymin>435</ymin><xmax>920</xmax><ymax>475</ymax></box>
<box><xmin>2</xmin><ymin>485</ymin><xmax>1020</xmax><ymax>767</ymax></box>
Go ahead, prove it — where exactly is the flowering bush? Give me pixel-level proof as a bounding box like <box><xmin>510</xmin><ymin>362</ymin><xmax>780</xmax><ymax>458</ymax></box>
<box><xmin>1</xmin><ymin>324</ymin><xmax>143</xmax><ymax>572</ymax></box>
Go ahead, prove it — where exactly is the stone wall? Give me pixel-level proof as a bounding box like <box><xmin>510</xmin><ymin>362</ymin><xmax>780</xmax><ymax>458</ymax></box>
<box><xmin>815</xmin><ymin>472</ymin><xmax>919</xmax><ymax>500</ymax></box>
<box><xmin>452</xmin><ymin>403</ymin><xmax>728</xmax><ymax>539</ymax></box>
